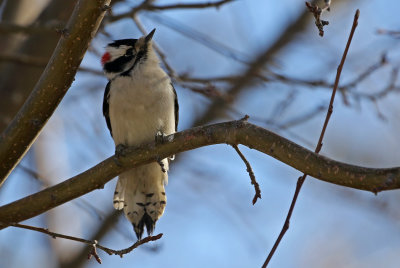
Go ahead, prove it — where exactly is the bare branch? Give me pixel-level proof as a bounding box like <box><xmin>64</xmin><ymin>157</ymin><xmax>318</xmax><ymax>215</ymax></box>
<box><xmin>109</xmin><ymin>0</ymin><xmax>235</xmax><ymax>22</ymax></box>
<box><xmin>0</xmin><ymin>21</ymin><xmax>64</xmax><ymax>35</ymax></box>
<box><xmin>305</xmin><ymin>1</ymin><xmax>331</xmax><ymax>37</ymax></box>
<box><xmin>103</xmin><ymin>233</ymin><xmax>163</xmax><ymax>257</ymax></box>
<box><xmin>0</xmin><ymin>53</ymin><xmax>48</xmax><ymax>67</ymax></box>
<box><xmin>88</xmin><ymin>242</ymin><xmax>102</xmax><ymax>264</ymax></box>
<box><xmin>0</xmin><ymin>0</ymin><xmax>111</xmax><ymax>187</ymax></box>
<box><xmin>60</xmin><ymin>211</ymin><xmax>121</xmax><ymax>268</ymax></box>
<box><xmin>192</xmin><ymin>6</ymin><xmax>315</xmax><ymax>127</ymax></box>
<box><xmin>9</xmin><ymin>223</ymin><xmax>162</xmax><ymax>260</ymax></box>
<box><xmin>262</xmin><ymin>9</ymin><xmax>360</xmax><ymax>267</ymax></box>
<box><xmin>1</xmin><ymin>119</ymin><xmax>400</xmax><ymax>226</ymax></box>
<box><xmin>231</xmin><ymin>143</ymin><xmax>261</xmax><ymax>205</ymax></box>
<box><xmin>0</xmin><ymin>53</ymin><xmax>104</xmax><ymax>75</ymax></box>
<box><xmin>146</xmin><ymin>0</ymin><xmax>235</xmax><ymax>11</ymax></box>
<box><xmin>377</xmin><ymin>28</ymin><xmax>400</xmax><ymax>39</ymax></box>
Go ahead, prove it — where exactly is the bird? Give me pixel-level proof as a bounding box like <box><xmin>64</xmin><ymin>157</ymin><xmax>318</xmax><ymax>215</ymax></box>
<box><xmin>101</xmin><ymin>29</ymin><xmax>178</xmax><ymax>240</ymax></box>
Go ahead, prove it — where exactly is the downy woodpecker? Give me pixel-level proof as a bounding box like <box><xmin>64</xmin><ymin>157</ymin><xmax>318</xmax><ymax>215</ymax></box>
<box><xmin>101</xmin><ymin>29</ymin><xmax>179</xmax><ymax>239</ymax></box>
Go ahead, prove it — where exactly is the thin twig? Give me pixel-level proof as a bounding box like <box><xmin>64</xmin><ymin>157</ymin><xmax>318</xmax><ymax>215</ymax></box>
<box><xmin>231</xmin><ymin>144</ymin><xmax>262</xmax><ymax>205</ymax></box>
<box><xmin>0</xmin><ymin>54</ymin><xmax>48</xmax><ymax>67</ymax></box>
<box><xmin>305</xmin><ymin>1</ymin><xmax>331</xmax><ymax>37</ymax></box>
<box><xmin>0</xmin><ymin>53</ymin><xmax>104</xmax><ymax>76</ymax></box>
<box><xmin>262</xmin><ymin>9</ymin><xmax>360</xmax><ymax>268</ymax></box>
<box><xmin>104</xmin><ymin>233</ymin><xmax>163</xmax><ymax>257</ymax></box>
<box><xmin>146</xmin><ymin>0</ymin><xmax>235</xmax><ymax>11</ymax></box>
<box><xmin>0</xmin><ymin>21</ymin><xmax>64</xmax><ymax>35</ymax></box>
<box><xmin>377</xmin><ymin>29</ymin><xmax>400</xmax><ymax>39</ymax></box>
<box><xmin>9</xmin><ymin>223</ymin><xmax>162</xmax><ymax>259</ymax></box>
<box><xmin>108</xmin><ymin>0</ymin><xmax>235</xmax><ymax>22</ymax></box>
<box><xmin>192</xmin><ymin>6</ymin><xmax>315</xmax><ymax>127</ymax></box>
<box><xmin>88</xmin><ymin>241</ymin><xmax>102</xmax><ymax>264</ymax></box>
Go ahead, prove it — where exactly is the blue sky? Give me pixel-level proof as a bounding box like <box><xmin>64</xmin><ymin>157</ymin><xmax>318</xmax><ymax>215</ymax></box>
<box><xmin>1</xmin><ymin>0</ymin><xmax>400</xmax><ymax>267</ymax></box>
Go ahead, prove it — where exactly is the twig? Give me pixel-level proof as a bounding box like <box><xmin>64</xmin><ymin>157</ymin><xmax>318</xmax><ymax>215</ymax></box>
<box><xmin>179</xmin><ymin>83</ymin><xmax>225</xmax><ymax>99</ymax></box>
<box><xmin>192</xmin><ymin>6</ymin><xmax>315</xmax><ymax>127</ymax></box>
<box><xmin>262</xmin><ymin>9</ymin><xmax>360</xmax><ymax>268</ymax></box>
<box><xmin>9</xmin><ymin>223</ymin><xmax>162</xmax><ymax>260</ymax></box>
<box><xmin>305</xmin><ymin>1</ymin><xmax>331</xmax><ymax>37</ymax></box>
<box><xmin>0</xmin><ymin>54</ymin><xmax>48</xmax><ymax>67</ymax></box>
<box><xmin>103</xmin><ymin>234</ymin><xmax>163</xmax><ymax>257</ymax></box>
<box><xmin>108</xmin><ymin>0</ymin><xmax>235</xmax><ymax>22</ymax></box>
<box><xmin>0</xmin><ymin>53</ymin><xmax>104</xmax><ymax>76</ymax></box>
<box><xmin>231</xmin><ymin>144</ymin><xmax>261</xmax><ymax>205</ymax></box>
<box><xmin>146</xmin><ymin>0</ymin><xmax>235</xmax><ymax>11</ymax></box>
<box><xmin>0</xmin><ymin>21</ymin><xmax>65</xmax><ymax>35</ymax></box>
<box><xmin>88</xmin><ymin>241</ymin><xmax>102</xmax><ymax>264</ymax></box>
<box><xmin>271</xmin><ymin>52</ymin><xmax>389</xmax><ymax>99</ymax></box>
<box><xmin>60</xmin><ymin>211</ymin><xmax>122</xmax><ymax>268</ymax></box>
<box><xmin>377</xmin><ymin>29</ymin><xmax>400</xmax><ymax>39</ymax></box>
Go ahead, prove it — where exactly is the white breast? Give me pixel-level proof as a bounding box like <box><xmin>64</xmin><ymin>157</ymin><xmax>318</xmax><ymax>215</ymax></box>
<box><xmin>109</xmin><ymin>64</ymin><xmax>175</xmax><ymax>146</ymax></box>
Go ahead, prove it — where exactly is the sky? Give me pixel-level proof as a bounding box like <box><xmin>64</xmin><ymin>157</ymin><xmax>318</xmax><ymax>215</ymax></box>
<box><xmin>1</xmin><ymin>0</ymin><xmax>400</xmax><ymax>267</ymax></box>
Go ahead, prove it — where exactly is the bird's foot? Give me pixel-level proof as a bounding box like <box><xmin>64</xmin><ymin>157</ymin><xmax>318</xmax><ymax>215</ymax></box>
<box><xmin>155</xmin><ymin>131</ymin><xmax>167</xmax><ymax>144</ymax></box>
<box><xmin>114</xmin><ymin>144</ymin><xmax>128</xmax><ymax>167</ymax></box>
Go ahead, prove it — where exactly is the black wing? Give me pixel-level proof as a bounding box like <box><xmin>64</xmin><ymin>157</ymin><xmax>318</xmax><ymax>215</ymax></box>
<box><xmin>103</xmin><ymin>81</ymin><xmax>113</xmax><ymax>137</ymax></box>
<box><xmin>171</xmin><ymin>83</ymin><xmax>179</xmax><ymax>131</ymax></box>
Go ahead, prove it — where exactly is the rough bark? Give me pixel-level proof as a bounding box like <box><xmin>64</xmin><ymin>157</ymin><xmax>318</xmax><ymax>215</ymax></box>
<box><xmin>0</xmin><ymin>0</ymin><xmax>112</xmax><ymax>187</ymax></box>
<box><xmin>0</xmin><ymin>120</ymin><xmax>398</xmax><ymax>227</ymax></box>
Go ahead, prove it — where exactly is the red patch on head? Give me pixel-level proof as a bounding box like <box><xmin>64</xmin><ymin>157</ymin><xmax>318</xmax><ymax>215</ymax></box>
<box><xmin>101</xmin><ymin>52</ymin><xmax>111</xmax><ymax>65</ymax></box>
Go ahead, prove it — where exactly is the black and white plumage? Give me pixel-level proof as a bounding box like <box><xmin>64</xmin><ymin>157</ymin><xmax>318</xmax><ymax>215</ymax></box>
<box><xmin>101</xmin><ymin>29</ymin><xmax>178</xmax><ymax>239</ymax></box>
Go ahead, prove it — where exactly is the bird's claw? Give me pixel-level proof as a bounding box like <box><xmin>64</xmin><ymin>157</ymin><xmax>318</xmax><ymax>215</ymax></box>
<box><xmin>116</xmin><ymin>144</ymin><xmax>128</xmax><ymax>157</ymax></box>
<box><xmin>114</xmin><ymin>144</ymin><xmax>128</xmax><ymax>167</ymax></box>
<box><xmin>155</xmin><ymin>131</ymin><xmax>167</xmax><ymax>144</ymax></box>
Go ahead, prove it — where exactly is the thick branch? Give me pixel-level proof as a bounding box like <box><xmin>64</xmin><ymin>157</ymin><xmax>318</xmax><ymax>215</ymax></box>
<box><xmin>0</xmin><ymin>121</ymin><xmax>399</xmax><ymax>226</ymax></box>
<box><xmin>0</xmin><ymin>0</ymin><xmax>111</xmax><ymax>187</ymax></box>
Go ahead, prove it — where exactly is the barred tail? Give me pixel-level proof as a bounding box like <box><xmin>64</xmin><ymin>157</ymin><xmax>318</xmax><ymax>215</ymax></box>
<box><xmin>113</xmin><ymin>160</ymin><xmax>168</xmax><ymax>240</ymax></box>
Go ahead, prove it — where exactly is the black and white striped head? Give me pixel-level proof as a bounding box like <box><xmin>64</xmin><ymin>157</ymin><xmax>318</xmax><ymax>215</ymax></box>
<box><xmin>101</xmin><ymin>29</ymin><xmax>156</xmax><ymax>80</ymax></box>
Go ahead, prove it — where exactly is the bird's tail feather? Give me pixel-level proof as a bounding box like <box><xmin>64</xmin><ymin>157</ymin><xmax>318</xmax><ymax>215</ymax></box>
<box><xmin>113</xmin><ymin>160</ymin><xmax>168</xmax><ymax>239</ymax></box>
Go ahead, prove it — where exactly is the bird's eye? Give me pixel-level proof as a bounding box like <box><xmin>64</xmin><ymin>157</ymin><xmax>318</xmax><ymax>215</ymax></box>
<box><xmin>125</xmin><ymin>48</ymin><xmax>134</xmax><ymax>56</ymax></box>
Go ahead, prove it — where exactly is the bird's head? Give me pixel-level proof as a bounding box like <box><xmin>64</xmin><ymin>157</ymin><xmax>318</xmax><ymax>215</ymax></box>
<box><xmin>101</xmin><ymin>28</ymin><xmax>156</xmax><ymax>80</ymax></box>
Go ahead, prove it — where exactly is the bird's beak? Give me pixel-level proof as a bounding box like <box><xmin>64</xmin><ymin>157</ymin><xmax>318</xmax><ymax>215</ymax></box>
<box><xmin>145</xmin><ymin>28</ymin><xmax>156</xmax><ymax>43</ymax></box>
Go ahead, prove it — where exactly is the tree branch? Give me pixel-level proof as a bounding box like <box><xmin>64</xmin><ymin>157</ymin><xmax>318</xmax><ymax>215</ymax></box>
<box><xmin>108</xmin><ymin>0</ymin><xmax>235</xmax><ymax>22</ymax></box>
<box><xmin>231</xmin><ymin>143</ymin><xmax>261</xmax><ymax>205</ymax></box>
<box><xmin>0</xmin><ymin>53</ymin><xmax>49</xmax><ymax>67</ymax></box>
<box><xmin>0</xmin><ymin>21</ymin><xmax>64</xmax><ymax>35</ymax></box>
<box><xmin>60</xmin><ymin>210</ymin><xmax>121</xmax><ymax>268</ymax></box>
<box><xmin>262</xmin><ymin>9</ymin><xmax>360</xmax><ymax>267</ymax></box>
<box><xmin>192</xmin><ymin>3</ymin><xmax>315</xmax><ymax>127</ymax></box>
<box><xmin>306</xmin><ymin>1</ymin><xmax>331</xmax><ymax>37</ymax></box>
<box><xmin>0</xmin><ymin>0</ymin><xmax>112</xmax><ymax>187</ymax></box>
<box><xmin>9</xmin><ymin>223</ymin><xmax>162</xmax><ymax>260</ymax></box>
<box><xmin>0</xmin><ymin>120</ymin><xmax>399</xmax><ymax>227</ymax></box>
